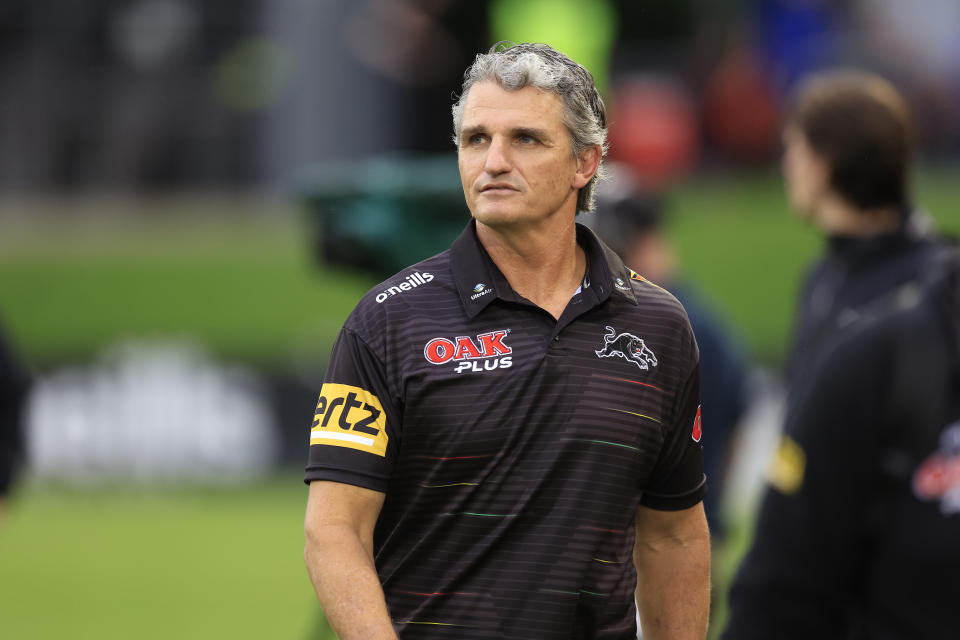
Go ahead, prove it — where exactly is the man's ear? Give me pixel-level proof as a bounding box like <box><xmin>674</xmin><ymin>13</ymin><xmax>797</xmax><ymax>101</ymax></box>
<box><xmin>573</xmin><ymin>145</ymin><xmax>602</xmax><ymax>189</ymax></box>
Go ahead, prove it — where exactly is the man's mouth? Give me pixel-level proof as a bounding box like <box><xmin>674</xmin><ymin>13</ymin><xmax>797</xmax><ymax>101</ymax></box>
<box><xmin>480</xmin><ymin>183</ymin><xmax>518</xmax><ymax>194</ymax></box>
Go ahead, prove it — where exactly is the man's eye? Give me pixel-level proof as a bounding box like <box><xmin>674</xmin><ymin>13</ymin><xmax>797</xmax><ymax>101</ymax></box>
<box><xmin>468</xmin><ymin>134</ymin><xmax>486</xmax><ymax>145</ymax></box>
<box><xmin>518</xmin><ymin>135</ymin><xmax>536</xmax><ymax>144</ymax></box>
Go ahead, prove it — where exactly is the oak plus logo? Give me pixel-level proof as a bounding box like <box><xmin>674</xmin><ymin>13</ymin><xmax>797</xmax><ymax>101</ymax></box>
<box><xmin>594</xmin><ymin>325</ymin><xmax>658</xmax><ymax>370</ymax></box>
<box><xmin>424</xmin><ymin>329</ymin><xmax>513</xmax><ymax>374</ymax></box>
<box><xmin>375</xmin><ymin>272</ymin><xmax>433</xmax><ymax>303</ymax></box>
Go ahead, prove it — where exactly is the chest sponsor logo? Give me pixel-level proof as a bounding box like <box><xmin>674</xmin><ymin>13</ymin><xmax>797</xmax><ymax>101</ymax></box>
<box><xmin>912</xmin><ymin>421</ymin><xmax>960</xmax><ymax>515</ymax></box>
<box><xmin>423</xmin><ymin>329</ymin><xmax>513</xmax><ymax>374</ymax></box>
<box><xmin>594</xmin><ymin>325</ymin><xmax>658</xmax><ymax>370</ymax></box>
<box><xmin>309</xmin><ymin>383</ymin><xmax>388</xmax><ymax>456</ymax></box>
<box><xmin>375</xmin><ymin>272</ymin><xmax>433</xmax><ymax>303</ymax></box>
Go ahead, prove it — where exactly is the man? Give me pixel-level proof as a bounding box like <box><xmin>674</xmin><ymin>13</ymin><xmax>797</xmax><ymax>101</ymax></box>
<box><xmin>778</xmin><ymin>70</ymin><xmax>946</xmax><ymax>396</ymax></box>
<box><xmin>723</xmin><ymin>70</ymin><xmax>957</xmax><ymax>638</ymax></box>
<box><xmin>304</xmin><ymin>43</ymin><xmax>710</xmax><ymax>639</ymax></box>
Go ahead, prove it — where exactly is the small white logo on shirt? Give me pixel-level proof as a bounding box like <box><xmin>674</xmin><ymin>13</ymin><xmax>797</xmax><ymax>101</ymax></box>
<box><xmin>470</xmin><ymin>282</ymin><xmax>493</xmax><ymax>300</ymax></box>
<box><xmin>375</xmin><ymin>272</ymin><xmax>434</xmax><ymax>303</ymax></box>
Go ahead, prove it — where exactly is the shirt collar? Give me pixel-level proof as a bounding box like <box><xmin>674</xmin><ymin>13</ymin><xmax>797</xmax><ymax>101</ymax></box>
<box><xmin>825</xmin><ymin>207</ymin><xmax>930</xmax><ymax>265</ymax></box>
<box><xmin>450</xmin><ymin>219</ymin><xmax>637</xmax><ymax>318</ymax></box>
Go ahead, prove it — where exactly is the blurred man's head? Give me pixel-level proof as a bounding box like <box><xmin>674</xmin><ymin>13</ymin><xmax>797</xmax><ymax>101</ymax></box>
<box><xmin>783</xmin><ymin>70</ymin><xmax>912</xmax><ymax>231</ymax></box>
<box><xmin>587</xmin><ymin>188</ymin><xmax>676</xmax><ymax>285</ymax></box>
<box><xmin>612</xmin><ymin>195</ymin><xmax>676</xmax><ymax>284</ymax></box>
<box><xmin>452</xmin><ymin>42</ymin><xmax>608</xmax><ymax>214</ymax></box>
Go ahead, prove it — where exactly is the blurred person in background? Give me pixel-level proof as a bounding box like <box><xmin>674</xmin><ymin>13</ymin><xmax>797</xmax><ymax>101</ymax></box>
<box><xmin>723</xmin><ymin>70</ymin><xmax>958</xmax><ymax>638</ymax></box>
<box><xmin>722</xmin><ymin>250</ymin><xmax>960</xmax><ymax>638</ymax></box>
<box><xmin>586</xmin><ymin>185</ymin><xmax>749</xmax><ymax>542</ymax></box>
<box><xmin>0</xmin><ymin>317</ymin><xmax>30</xmax><ymax>524</ymax></box>
<box><xmin>778</xmin><ymin>70</ymin><xmax>950</xmax><ymax>396</ymax></box>
<box><xmin>303</xmin><ymin>42</ymin><xmax>710</xmax><ymax>639</ymax></box>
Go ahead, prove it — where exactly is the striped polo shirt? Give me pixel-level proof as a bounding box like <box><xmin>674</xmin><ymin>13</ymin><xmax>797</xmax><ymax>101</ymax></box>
<box><xmin>306</xmin><ymin>220</ymin><xmax>706</xmax><ymax>639</ymax></box>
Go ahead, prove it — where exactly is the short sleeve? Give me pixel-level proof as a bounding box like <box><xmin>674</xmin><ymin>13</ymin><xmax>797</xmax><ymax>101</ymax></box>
<box><xmin>304</xmin><ymin>327</ymin><xmax>402</xmax><ymax>493</ymax></box>
<box><xmin>640</xmin><ymin>362</ymin><xmax>707</xmax><ymax>510</ymax></box>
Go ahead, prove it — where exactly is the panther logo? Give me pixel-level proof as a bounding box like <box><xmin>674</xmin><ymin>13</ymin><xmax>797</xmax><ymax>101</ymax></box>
<box><xmin>594</xmin><ymin>326</ymin><xmax>658</xmax><ymax>370</ymax></box>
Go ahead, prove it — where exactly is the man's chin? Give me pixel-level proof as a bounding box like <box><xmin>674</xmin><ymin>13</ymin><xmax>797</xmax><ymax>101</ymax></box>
<box><xmin>472</xmin><ymin>207</ymin><xmax>524</xmax><ymax>228</ymax></box>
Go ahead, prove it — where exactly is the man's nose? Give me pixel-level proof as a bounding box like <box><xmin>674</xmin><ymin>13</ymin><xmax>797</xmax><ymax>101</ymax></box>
<box><xmin>483</xmin><ymin>136</ymin><xmax>511</xmax><ymax>175</ymax></box>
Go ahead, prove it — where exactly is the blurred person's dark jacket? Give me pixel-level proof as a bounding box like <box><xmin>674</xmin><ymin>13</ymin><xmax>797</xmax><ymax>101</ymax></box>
<box><xmin>723</xmin><ymin>248</ymin><xmax>960</xmax><ymax>639</ymax></box>
<box><xmin>785</xmin><ymin>209</ymin><xmax>946</xmax><ymax>403</ymax></box>
<box><xmin>0</xmin><ymin>318</ymin><xmax>29</xmax><ymax>496</ymax></box>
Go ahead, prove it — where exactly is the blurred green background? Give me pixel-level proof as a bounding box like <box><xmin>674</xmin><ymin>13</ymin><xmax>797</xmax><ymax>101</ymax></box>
<box><xmin>3</xmin><ymin>168</ymin><xmax>958</xmax><ymax>371</ymax></box>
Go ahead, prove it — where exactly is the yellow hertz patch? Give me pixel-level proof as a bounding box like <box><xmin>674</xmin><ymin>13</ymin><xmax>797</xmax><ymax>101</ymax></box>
<box><xmin>310</xmin><ymin>383</ymin><xmax>388</xmax><ymax>456</ymax></box>
<box><xmin>766</xmin><ymin>434</ymin><xmax>806</xmax><ymax>495</ymax></box>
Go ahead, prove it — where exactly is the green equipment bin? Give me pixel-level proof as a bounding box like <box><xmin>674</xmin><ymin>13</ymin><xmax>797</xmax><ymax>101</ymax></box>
<box><xmin>298</xmin><ymin>154</ymin><xmax>467</xmax><ymax>280</ymax></box>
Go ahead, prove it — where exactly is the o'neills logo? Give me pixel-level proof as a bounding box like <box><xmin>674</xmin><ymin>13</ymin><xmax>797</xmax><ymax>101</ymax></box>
<box><xmin>424</xmin><ymin>329</ymin><xmax>513</xmax><ymax>374</ymax></box>
<box><xmin>375</xmin><ymin>272</ymin><xmax>433</xmax><ymax>303</ymax></box>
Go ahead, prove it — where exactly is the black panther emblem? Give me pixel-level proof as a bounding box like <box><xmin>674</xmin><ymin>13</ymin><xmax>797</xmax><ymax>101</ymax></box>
<box><xmin>594</xmin><ymin>326</ymin><xmax>658</xmax><ymax>370</ymax></box>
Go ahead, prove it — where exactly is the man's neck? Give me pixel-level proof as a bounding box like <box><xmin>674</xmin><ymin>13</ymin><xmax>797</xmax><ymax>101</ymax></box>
<box><xmin>815</xmin><ymin>195</ymin><xmax>902</xmax><ymax>237</ymax></box>
<box><xmin>476</xmin><ymin>216</ymin><xmax>585</xmax><ymax>320</ymax></box>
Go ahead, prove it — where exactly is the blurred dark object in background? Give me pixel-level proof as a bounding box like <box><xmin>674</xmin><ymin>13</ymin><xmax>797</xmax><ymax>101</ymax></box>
<box><xmin>0</xmin><ymin>316</ymin><xmax>30</xmax><ymax>503</ymax></box>
<box><xmin>0</xmin><ymin>0</ymin><xmax>490</xmax><ymax>194</ymax></box>
<box><xmin>1</xmin><ymin>1</ymin><xmax>959</xmax><ymax>195</ymax></box>
<box><xmin>0</xmin><ymin>0</ymin><xmax>262</xmax><ymax>191</ymax></box>
<box><xmin>298</xmin><ymin>154</ymin><xmax>465</xmax><ymax>280</ymax></box>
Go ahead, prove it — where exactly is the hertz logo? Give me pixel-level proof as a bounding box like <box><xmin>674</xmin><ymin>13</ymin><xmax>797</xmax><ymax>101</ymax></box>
<box><xmin>310</xmin><ymin>383</ymin><xmax>388</xmax><ymax>456</ymax></box>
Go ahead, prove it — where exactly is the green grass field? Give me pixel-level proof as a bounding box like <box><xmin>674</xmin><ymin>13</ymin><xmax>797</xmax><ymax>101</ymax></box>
<box><xmin>0</xmin><ymin>201</ymin><xmax>375</xmax><ymax>370</ymax></box>
<box><xmin>0</xmin><ymin>474</ymin><xmax>334</xmax><ymax>640</ymax></box>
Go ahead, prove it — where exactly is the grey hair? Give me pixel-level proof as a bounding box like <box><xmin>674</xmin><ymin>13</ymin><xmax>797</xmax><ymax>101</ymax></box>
<box><xmin>451</xmin><ymin>42</ymin><xmax>608</xmax><ymax>213</ymax></box>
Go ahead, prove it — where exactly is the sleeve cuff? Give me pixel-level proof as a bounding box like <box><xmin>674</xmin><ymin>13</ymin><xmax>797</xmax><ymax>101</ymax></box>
<box><xmin>639</xmin><ymin>474</ymin><xmax>707</xmax><ymax>511</ymax></box>
<box><xmin>304</xmin><ymin>466</ymin><xmax>390</xmax><ymax>494</ymax></box>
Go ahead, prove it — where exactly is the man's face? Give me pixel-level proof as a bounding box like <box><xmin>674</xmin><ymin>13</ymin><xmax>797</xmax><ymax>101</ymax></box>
<box><xmin>781</xmin><ymin>125</ymin><xmax>829</xmax><ymax>221</ymax></box>
<box><xmin>457</xmin><ymin>82</ymin><xmax>591</xmax><ymax>230</ymax></box>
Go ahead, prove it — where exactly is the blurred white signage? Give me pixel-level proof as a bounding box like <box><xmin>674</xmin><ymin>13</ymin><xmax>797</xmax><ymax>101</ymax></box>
<box><xmin>26</xmin><ymin>341</ymin><xmax>278</xmax><ymax>485</ymax></box>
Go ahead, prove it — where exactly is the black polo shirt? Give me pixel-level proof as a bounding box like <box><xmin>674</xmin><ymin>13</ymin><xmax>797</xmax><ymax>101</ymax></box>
<box><xmin>306</xmin><ymin>220</ymin><xmax>705</xmax><ymax>639</ymax></box>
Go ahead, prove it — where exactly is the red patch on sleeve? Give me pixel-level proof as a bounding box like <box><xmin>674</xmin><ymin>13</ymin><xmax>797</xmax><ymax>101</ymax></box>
<box><xmin>692</xmin><ymin>405</ymin><xmax>702</xmax><ymax>442</ymax></box>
